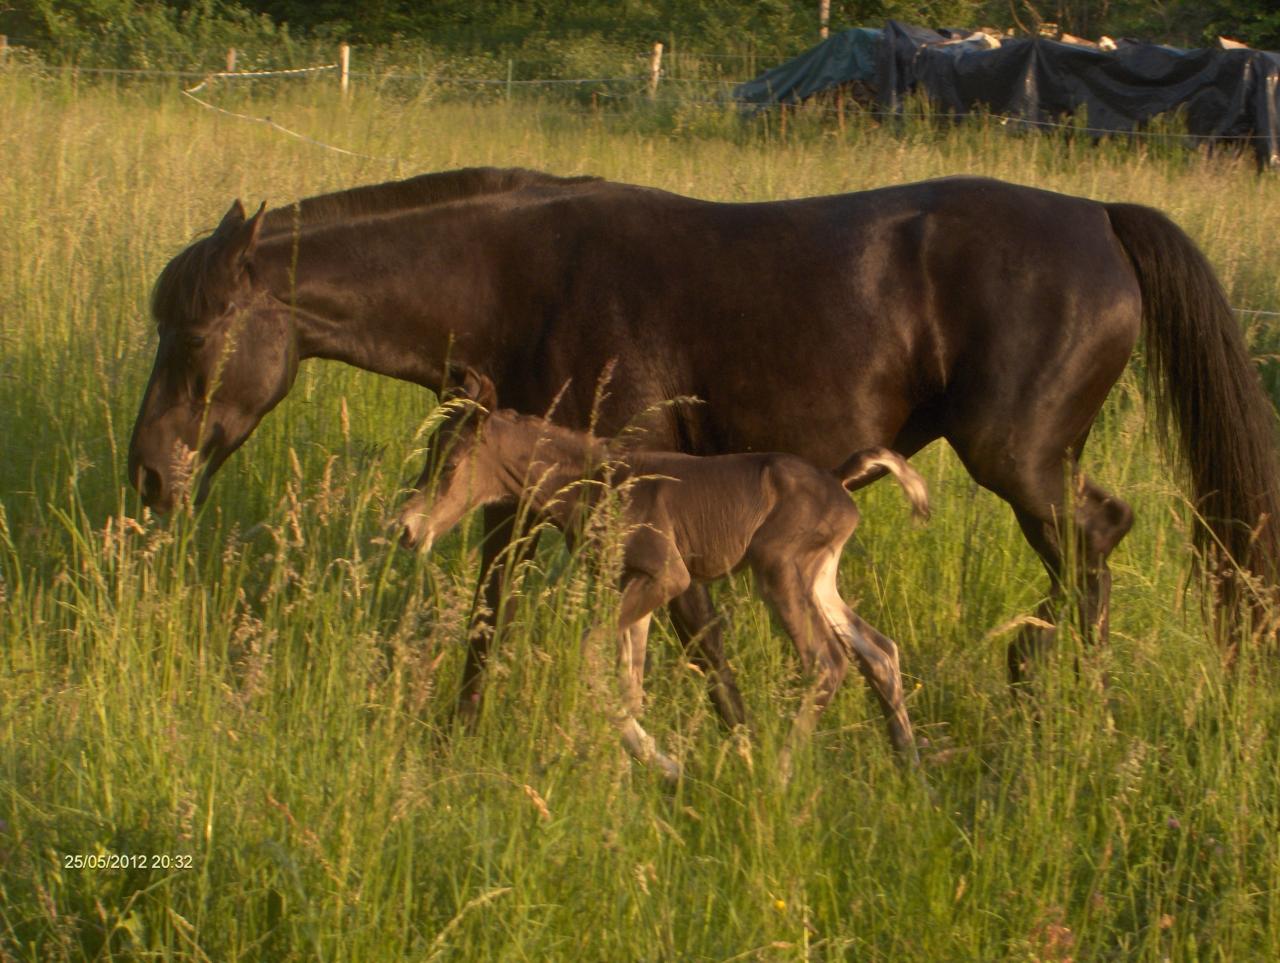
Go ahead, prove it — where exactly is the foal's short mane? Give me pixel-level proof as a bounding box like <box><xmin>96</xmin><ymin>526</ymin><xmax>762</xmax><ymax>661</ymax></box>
<box><xmin>496</xmin><ymin>410</ymin><xmax>611</xmax><ymax>464</ymax></box>
<box><xmin>260</xmin><ymin>167</ymin><xmax>602</xmax><ymax>235</ymax></box>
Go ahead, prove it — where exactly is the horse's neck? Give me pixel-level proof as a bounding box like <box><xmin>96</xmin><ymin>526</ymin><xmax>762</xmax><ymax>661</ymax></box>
<box><xmin>258</xmin><ymin>214</ymin><xmax>505</xmax><ymax>389</ymax></box>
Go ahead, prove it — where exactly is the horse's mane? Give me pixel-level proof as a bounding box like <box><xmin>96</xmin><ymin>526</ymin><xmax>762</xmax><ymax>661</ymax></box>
<box><xmin>151</xmin><ymin>230</ymin><xmax>229</xmax><ymax>331</ymax></box>
<box><xmin>260</xmin><ymin>167</ymin><xmax>601</xmax><ymax>235</ymax></box>
<box><xmin>151</xmin><ymin>167</ymin><xmax>602</xmax><ymax>329</ymax></box>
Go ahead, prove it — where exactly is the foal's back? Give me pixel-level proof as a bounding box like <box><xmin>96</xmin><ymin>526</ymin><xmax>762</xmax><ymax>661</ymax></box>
<box><xmin>619</xmin><ymin>450</ymin><xmax>858</xmax><ymax>582</ymax></box>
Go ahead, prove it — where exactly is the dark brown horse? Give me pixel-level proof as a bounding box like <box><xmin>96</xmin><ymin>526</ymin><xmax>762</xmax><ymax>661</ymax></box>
<box><xmin>128</xmin><ymin>167</ymin><xmax>1280</xmax><ymax>729</ymax></box>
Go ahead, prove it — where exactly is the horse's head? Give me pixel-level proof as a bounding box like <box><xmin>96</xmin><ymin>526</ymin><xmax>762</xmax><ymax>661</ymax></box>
<box><xmin>396</xmin><ymin>370</ymin><xmax>500</xmax><ymax>553</ymax></box>
<box><xmin>128</xmin><ymin>200</ymin><xmax>299</xmax><ymax>513</ymax></box>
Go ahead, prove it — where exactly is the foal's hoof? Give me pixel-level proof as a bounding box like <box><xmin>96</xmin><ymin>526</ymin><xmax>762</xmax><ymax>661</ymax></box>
<box><xmin>777</xmin><ymin>749</ymin><xmax>796</xmax><ymax>787</ymax></box>
<box><xmin>653</xmin><ymin>752</ymin><xmax>682</xmax><ymax>785</ymax></box>
<box><xmin>452</xmin><ymin>691</ymin><xmax>483</xmax><ymax>733</ymax></box>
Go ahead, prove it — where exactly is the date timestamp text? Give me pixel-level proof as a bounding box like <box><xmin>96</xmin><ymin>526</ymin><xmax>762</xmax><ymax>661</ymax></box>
<box><xmin>63</xmin><ymin>853</ymin><xmax>195</xmax><ymax>870</ymax></box>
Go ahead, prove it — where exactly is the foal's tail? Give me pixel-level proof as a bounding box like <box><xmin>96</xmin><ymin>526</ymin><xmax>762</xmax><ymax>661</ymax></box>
<box><xmin>1107</xmin><ymin>202</ymin><xmax>1280</xmax><ymax>623</ymax></box>
<box><xmin>837</xmin><ymin>447</ymin><xmax>930</xmax><ymax>520</ymax></box>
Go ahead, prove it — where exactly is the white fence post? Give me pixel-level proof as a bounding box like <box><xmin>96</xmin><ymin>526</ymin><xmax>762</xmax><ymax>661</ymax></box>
<box><xmin>339</xmin><ymin>43</ymin><xmax>350</xmax><ymax>97</ymax></box>
<box><xmin>648</xmin><ymin>42</ymin><xmax>663</xmax><ymax>100</ymax></box>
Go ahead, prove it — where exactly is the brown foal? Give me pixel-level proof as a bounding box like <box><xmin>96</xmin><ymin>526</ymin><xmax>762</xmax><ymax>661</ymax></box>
<box><xmin>396</xmin><ymin>371</ymin><xmax>929</xmax><ymax>780</ymax></box>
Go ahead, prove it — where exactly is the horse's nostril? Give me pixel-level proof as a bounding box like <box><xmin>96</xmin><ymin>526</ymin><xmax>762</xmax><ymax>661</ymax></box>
<box><xmin>140</xmin><ymin>466</ymin><xmax>163</xmax><ymax>505</ymax></box>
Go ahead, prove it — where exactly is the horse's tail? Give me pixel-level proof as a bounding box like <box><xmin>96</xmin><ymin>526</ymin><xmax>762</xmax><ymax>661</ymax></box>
<box><xmin>837</xmin><ymin>447</ymin><xmax>930</xmax><ymax>520</ymax></box>
<box><xmin>1106</xmin><ymin>202</ymin><xmax>1280</xmax><ymax>621</ymax></box>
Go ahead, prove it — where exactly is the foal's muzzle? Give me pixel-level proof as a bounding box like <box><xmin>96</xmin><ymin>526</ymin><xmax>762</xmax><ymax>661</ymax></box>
<box><xmin>394</xmin><ymin>504</ymin><xmax>434</xmax><ymax>553</ymax></box>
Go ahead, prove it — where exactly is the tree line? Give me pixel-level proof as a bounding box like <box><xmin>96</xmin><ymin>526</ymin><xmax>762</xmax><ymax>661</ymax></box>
<box><xmin>3</xmin><ymin>1</ymin><xmax>1278</xmax><ymax>69</ymax></box>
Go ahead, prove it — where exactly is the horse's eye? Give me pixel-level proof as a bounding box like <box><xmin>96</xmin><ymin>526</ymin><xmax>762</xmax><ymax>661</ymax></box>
<box><xmin>188</xmin><ymin>335</ymin><xmax>206</xmax><ymax>350</ymax></box>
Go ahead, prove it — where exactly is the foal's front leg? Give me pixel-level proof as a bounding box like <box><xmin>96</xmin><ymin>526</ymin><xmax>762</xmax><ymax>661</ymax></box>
<box><xmin>614</xmin><ymin>615</ymin><xmax>682</xmax><ymax>782</ymax></box>
<box><xmin>668</xmin><ymin>585</ymin><xmax>748</xmax><ymax>730</ymax></box>
<box><xmin>609</xmin><ymin>569</ymin><xmax>688</xmax><ymax>782</ymax></box>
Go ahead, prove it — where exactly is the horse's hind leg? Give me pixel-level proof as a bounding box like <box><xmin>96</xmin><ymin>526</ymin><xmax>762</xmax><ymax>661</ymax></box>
<box><xmin>1073</xmin><ymin>474</ymin><xmax>1136</xmax><ymax>644</ymax></box>
<box><xmin>987</xmin><ymin>465</ymin><xmax>1133</xmax><ymax>686</ymax></box>
<box><xmin>1013</xmin><ymin>472</ymin><xmax>1133</xmax><ymax>684</ymax></box>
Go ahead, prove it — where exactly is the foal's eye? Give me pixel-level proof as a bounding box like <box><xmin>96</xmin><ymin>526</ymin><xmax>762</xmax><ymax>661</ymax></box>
<box><xmin>187</xmin><ymin>335</ymin><xmax>206</xmax><ymax>350</ymax></box>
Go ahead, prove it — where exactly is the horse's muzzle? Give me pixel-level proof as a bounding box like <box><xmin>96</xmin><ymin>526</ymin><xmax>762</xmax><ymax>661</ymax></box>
<box><xmin>128</xmin><ymin>448</ymin><xmax>173</xmax><ymax>514</ymax></box>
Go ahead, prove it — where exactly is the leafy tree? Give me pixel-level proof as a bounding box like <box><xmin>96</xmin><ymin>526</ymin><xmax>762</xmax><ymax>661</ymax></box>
<box><xmin>989</xmin><ymin>0</ymin><xmax>1280</xmax><ymax>47</ymax></box>
<box><xmin>1</xmin><ymin>0</ymin><xmax>290</xmax><ymax>66</ymax></box>
<box><xmin>5</xmin><ymin>0</ymin><xmax>1280</xmax><ymax>66</ymax></box>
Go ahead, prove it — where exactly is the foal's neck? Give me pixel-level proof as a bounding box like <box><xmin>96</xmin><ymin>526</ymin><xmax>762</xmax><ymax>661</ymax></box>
<box><xmin>487</xmin><ymin>413</ymin><xmax>611</xmax><ymax>516</ymax></box>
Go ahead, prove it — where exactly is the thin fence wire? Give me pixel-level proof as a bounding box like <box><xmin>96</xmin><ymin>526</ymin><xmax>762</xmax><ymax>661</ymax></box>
<box><xmin>9</xmin><ymin>57</ymin><xmax>1274</xmax><ymax>146</ymax></box>
<box><xmin>9</xmin><ymin>52</ymin><xmax>1278</xmax><ymax>305</ymax></box>
<box><xmin>347</xmin><ymin>73</ymin><xmax>639</xmax><ymax>86</ymax></box>
<box><xmin>180</xmin><ymin>87</ymin><xmax>396</xmax><ymax>162</ymax></box>
<box><xmin>184</xmin><ymin>62</ymin><xmax>336</xmax><ymax>93</ymax></box>
<box><xmin>168</xmin><ymin>66</ymin><xmax>1280</xmax><ymax>323</ymax></box>
<box><xmin>33</xmin><ymin>65</ymin><xmax>209</xmax><ymax>78</ymax></box>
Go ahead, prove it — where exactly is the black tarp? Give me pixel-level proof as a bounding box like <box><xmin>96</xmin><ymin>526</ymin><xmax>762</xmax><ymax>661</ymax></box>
<box><xmin>732</xmin><ymin>27</ymin><xmax>882</xmax><ymax>107</ymax></box>
<box><xmin>734</xmin><ymin>20</ymin><xmax>1280</xmax><ymax>168</ymax></box>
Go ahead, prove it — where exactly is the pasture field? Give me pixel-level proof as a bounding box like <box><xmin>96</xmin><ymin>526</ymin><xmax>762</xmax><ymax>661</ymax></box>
<box><xmin>2</xmin><ymin>69</ymin><xmax>1280</xmax><ymax>960</ymax></box>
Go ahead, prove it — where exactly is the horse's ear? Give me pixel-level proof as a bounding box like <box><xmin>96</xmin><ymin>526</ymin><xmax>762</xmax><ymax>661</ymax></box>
<box><xmin>460</xmin><ymin>367</ymin><xmax>497</xmax><ymax>411</ymax></box>
<box><xmin>222</xmin><ymin>201</ymin><xmax>266</xmax><ymax>272</ymax></box>
<box><xmin>213</xmin><ymin>199</ymin><xmax>247</xmax><ymax>238</ymax></box>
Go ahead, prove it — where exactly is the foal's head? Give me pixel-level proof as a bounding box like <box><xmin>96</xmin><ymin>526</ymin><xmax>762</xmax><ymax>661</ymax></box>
<box><xmin>397</xmin><ymin>370</ymin><xmax>502</xmax><ymax>552</ymax></box>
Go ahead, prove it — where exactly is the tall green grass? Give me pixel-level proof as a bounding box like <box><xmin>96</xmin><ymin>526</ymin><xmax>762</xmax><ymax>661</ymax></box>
<box><xmin>2</xmin><ymin>70</ymin><xmax>1279</xmax><ymax>960</ymax></box>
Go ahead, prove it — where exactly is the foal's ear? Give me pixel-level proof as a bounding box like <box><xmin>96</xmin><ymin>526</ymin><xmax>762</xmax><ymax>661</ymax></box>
<box><xmin>459</xmin><ymin>367</ymin><xmax>498</xmax><ymax>411</ymax></box>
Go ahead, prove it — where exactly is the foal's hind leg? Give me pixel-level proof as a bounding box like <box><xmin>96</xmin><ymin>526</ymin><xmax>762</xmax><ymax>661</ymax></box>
<box><xmin>807</xmin><ymin>552</ymin><xmax>919</xmax><ymax>763</ymax></box>
<box><xmin>755</xmin><ymin>557</ymin><xmax>860</xmax><ymax>779</ymax></box>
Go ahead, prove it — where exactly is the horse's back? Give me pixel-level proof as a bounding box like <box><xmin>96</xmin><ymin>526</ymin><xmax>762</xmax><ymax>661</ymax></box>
<box><xmin>463</xmin><ymin>174</ymin><xmax>1144</xmax><ymax>468</ymax></box>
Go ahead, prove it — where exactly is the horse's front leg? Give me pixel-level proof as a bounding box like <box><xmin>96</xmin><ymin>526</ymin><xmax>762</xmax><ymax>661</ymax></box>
<box><xmin>456</xmin><ymin>503</ymin><xmax>537</xmax><ymax>728</ymax></box>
